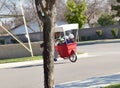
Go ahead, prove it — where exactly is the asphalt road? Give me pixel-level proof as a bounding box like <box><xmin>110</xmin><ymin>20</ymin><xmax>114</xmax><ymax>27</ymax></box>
<box><xmin>0</xmin><ymin>42</ymin><xmax>120</xmax><ymax>88</ymax></box>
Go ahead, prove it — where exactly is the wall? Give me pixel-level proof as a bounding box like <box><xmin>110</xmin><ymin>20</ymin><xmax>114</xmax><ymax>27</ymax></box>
<box><xmin>0</xmin><ymin>42</ymin><xmax>43</xmax><ymax>59</ymax></box>
<box><xmin>79</xmin><ymin>24</ymin><xmax>120</xmax><ymax>40</ymax></box>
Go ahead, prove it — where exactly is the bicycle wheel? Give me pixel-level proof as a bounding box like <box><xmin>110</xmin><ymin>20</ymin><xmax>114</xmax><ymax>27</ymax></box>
<box><xmin>69</xmin><ymin>51</ymin><xmax>77</xmax><ymax>62</ymax></box>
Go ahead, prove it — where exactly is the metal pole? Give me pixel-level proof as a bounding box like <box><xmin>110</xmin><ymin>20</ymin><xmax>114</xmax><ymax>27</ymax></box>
<box><xmin>19</xmin><ymin>0</ymin><xmax>33</xmax><ymax>57</ymax></box>
<box><xmin>0</xmin><ymin>24</ymin><xmax>31</xmax><ymax>52</ymax></box>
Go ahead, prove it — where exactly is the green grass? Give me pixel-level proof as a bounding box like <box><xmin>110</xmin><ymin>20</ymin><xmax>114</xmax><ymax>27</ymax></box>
<box><xmin>77</xmin><ymin>51</ymin><xmax>84</xmax><ymax>54</ymax></box>
<box><xmin>0</xmin><ymin>56</ymin><xmax>42</xmax><ymax>64</ymax></box>
<box><xmin>0</xmin><ymin>51</ymin><xmax>84</xmax><ymax>64</ymax></box>
<box><xmin>104</xmin><ymin>83</ymin><xmax>120</xmax><ymax>88</ymax></box>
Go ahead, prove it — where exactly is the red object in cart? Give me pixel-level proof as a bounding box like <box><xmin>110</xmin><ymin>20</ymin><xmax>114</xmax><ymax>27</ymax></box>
<box><xmin>55</xmin><ymin>42</ymin><xmax>77</xmax><ymax>62</ymax></box>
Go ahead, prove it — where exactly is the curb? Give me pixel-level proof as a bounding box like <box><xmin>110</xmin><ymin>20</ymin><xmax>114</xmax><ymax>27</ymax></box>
<box><xmin>0</xmin><ymin>53</ymin><xmax>89</xmax><ymax>69</ymax></box>
<box><xmin>0</xmin><ymin>60</ymin><xmax>43</xmax><ymax>69</ymax></box>
<box><xmin>77</xmin><ymin>39</ymin><xmax>120</xmax><ymax>46</ymax></box>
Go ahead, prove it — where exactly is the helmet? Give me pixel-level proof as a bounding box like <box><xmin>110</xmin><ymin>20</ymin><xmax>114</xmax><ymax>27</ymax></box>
<box><xmin>69</xmin><ymin>34</ymin><xmax>74</xmax><ymax>39</ymax></box>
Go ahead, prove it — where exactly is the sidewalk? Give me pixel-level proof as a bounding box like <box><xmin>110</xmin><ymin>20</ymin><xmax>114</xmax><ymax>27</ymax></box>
<box><xmin>0</xmin><ymin>53</ymin><xmax>89</xmax><ymax>69</ymax></box>
<box><xmin>55</xmin><ymin>73</ymin><xmax>120</xmax><ymax>88</ymax></box>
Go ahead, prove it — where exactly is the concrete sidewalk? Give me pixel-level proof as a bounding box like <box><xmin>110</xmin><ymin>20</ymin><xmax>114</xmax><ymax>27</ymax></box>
<box><xmin>55</xmin><ymin>73</ymin><xmax>120</xmax><ymax>88</ymax></box>
<box><xmin>0</xmin><ymin>53</ymin><xmax>89</xmax><ymax>69</ymax></box>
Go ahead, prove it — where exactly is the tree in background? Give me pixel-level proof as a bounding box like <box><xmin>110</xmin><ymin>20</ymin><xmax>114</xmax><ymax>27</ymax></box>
<box><xmin>65</xmin><ymin>0</ymin><xmax>87</xmax><ymax>29</ymax></box>
<box><xmin>108</xmin><ymin>0</ymin><xmax>117</xmax><ymax>5</ymax></box>
<box><xmin>0</xmin><ymin>0</ymin><xmax>36</xmax><ymax>28</ymax></box>
<box><xmin>0</xmin><ymin>0</ymin><xmax>44</xmax><ymax>32</ymax></box>
<box><xmin>35</xmin><ymin>0</ymin><xmax>56</xmax><ymax>87</ymax></box>
<box><xmin>85</xmin><ymin>0</ymin><xmax>111</xmax><ymax>28</ymax></box>
<box><xmin>56</xmin><ymin>0</ymin><xmax>67</xmax><ymax>21</ymax></box>
<box><xmin>22</xmin><ymin>0</ymin><xmax>43</xmax><ymax>31</ymax></box>
<box><xmin>111</xmin><ymin>0</ymin><xmax>120</xmax><ymax>21</ymax></box>
<box><xmin>97</xmin><ymin>14</ymin><xmax>115</xmax><ymax>26</ymax></box>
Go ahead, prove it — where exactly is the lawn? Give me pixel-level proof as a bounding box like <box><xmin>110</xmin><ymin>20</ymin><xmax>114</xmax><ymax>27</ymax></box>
<box><xmin>0</xmin><ymin>52</ymin><xmax>83</xmax><ymax>64</ymax></box>
<box><xmin>0</xmin><ymin>56</ymin><xmax>42</xmax><ymax>64</ymax></box>
<box><xmin>104</xmin><ymin>83</ymin><xmax>120</xmax><ymax>88</ymax></box>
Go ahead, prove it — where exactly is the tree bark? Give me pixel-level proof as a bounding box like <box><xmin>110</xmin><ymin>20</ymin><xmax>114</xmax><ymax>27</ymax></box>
<box><xmin>35</xmin><ymin>0</ymin><xmax>56</xmax><ymax>88</ymax></box>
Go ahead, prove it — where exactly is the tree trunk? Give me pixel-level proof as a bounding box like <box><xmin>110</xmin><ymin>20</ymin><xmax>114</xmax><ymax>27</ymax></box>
<box><xmin>35</xmin><ymin>0</ymin><xmax>56</xmax><ymax>88</ymax></box>
<box><xmin>42</xmin><ymin>15</ymin><xmax>55</xmax><ymax>88</ymax></box>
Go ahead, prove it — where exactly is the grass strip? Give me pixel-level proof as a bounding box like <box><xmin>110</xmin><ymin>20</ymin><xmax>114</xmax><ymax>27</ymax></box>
<box><xmin>104</xmin><ymin>83</ymin><xmax>120</xmax><ymax>88</ymax></box>
<box><xmin>0</xmin><ymin>56</ymin><xmax>42</xmax><ymax>64</ymax></box>
<box><xmin>0</xmin><ymin>52</ymin><xmax>83</xmax><ymax>64</ymax></box>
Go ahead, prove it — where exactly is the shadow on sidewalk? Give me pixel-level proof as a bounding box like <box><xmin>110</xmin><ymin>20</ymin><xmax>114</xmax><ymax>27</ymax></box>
<box><xmin>55</xmin><ymin>73</ymin><xmax>120</xmax><ymax>88</ymax></box>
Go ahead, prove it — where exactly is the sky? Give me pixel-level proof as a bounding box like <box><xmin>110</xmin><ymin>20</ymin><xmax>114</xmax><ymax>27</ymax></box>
<box><xmin>0</xmin><ymin>0</ymin><xmax>25</xmax><ymax>22</ymax></box>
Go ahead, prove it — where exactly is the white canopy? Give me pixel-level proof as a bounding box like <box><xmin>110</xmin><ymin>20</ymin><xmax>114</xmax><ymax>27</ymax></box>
<box><xmin>55</xmin><ymin>23</ymin><xmax>79</xmax><ymax>32</ymax></box>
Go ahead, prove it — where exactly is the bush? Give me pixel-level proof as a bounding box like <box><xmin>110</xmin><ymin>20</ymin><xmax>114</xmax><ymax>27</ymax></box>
<box><xmin>98</xmin><ymin>14</ymin><xmax>115</xmax><ymax>26</ymax></box>
<box><xmin>0</xmin><ymin>39</ymin><xmax>5</xmax><ymax>44</ymax></box>
<box><xmin>111</xmin><ymin>28</ymin><xmax>119</xmax><ymax>38</ymax></box>
<box><xmin>96</xmin><ymin>30</ymin><xmax>103</xmax><ymax>39</ymax></box>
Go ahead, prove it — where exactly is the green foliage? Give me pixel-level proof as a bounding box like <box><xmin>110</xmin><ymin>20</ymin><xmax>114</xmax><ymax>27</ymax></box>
<box><xmin>111</xmin><ymin>0</ymin><xmax>120</xmax><ymax>17</ymax></box>
<box><xmin>96</xmin><ymin>30</ymin><xmax>103</xmax><ymax>38</ymax></box>
<box><xmin>65</xmin><ymin>0</ymin><xmax>87</xmax><ymax>29</ymax></box>
<box><xmin>98</xmin><ymin>14</ymin><xmax>115</xmax><ymax>26</ymax></box>
<box><xmin>111</xmin><ymin>28</ymin><xmax>119</xmax><ymax>38</ymax></box>
<box><xmin>104</xmin><ymin>83</ymin><xmax>120</xmax><ymax>88</ymax></box>
<box><xmin>0</xmin><ymin>56</ymin><xmax>42</xmax><ymax>64</ymax></box>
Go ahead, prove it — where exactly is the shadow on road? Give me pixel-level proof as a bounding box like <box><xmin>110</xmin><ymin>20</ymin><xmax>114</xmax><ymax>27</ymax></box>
<box><xmin>9</xmin><ymin>61</ymin><xmax>70</xmax><ymax>69</ymax></box>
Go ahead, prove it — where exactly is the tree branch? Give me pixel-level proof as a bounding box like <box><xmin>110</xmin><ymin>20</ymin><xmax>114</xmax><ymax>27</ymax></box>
<box><xmin>35</xmin><ymin>0</ymin><xmax>45</xmax><ymax>22</ymax></box>
<box><xmin>0</xmin><ymin>0</ymin><xmax>6</xmax><ymax>10</ymax></box>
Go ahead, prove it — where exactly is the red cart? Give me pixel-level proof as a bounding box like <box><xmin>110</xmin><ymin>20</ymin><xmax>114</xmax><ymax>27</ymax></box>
<box><xmin>55</xmin><ymin>24</ymin><xmax>78</xmax><ymax>62</ymax></box>
<box><xmin>55</xmin><ymin>42</ymin><xmax>77</xmax><ymax>62</ymax></box>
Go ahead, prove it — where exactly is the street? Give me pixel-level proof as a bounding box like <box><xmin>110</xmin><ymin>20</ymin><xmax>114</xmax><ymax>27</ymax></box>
<box><xmin>0</xmin><ymin>42</ymin><xmax>120</xmax><ymax>88</ymax></box>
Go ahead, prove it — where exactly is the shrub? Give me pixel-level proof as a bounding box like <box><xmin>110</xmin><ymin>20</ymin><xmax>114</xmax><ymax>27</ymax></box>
<box><xmin>111</xmin><ymin>28</ymin><xmax>119</xmax><ymax>38</ymax></box>
<box><xmin>98</xmin><ymin>14</ymin><xmax>115</xmax><ymax>26</ymax></box>
<box><xmin>0</xmin><ymin>39</ymin><xmax>5</xmax><ymax>44</ymax></box>
<box><xmin>96</xmin><ymin>30</ymin><xmax>103</xmax><ymax>39</ymax></box>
